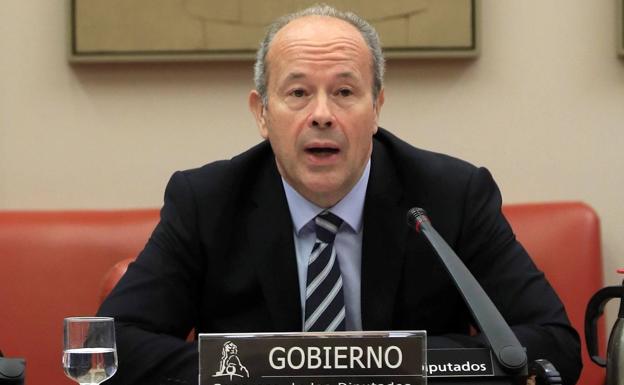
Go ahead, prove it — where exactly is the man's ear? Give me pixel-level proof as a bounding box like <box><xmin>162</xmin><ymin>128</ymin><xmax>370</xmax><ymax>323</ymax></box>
<box><xmin>249</xmin><ymin>90</ymin><xmax>268</xmax><ymax>139</ymax></box>
<box><xmin>375</xmin><ymin>88</ymin><xmax>385</xmax><ymax>119</ymax></box>
<box><xmin>372</xmin><ymin>88</ymin><xmax>385</xmax><ymax>134</ymax></box>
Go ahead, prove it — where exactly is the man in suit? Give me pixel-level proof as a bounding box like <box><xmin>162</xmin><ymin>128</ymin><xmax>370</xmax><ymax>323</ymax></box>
<box><xmin>98</xmin><ymin>5</ymin><xmax>582</xmax><ymax>385</ymax></box>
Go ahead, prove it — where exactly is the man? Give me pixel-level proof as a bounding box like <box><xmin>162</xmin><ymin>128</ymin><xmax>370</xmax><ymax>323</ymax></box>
<box><xmin>98</xmin><ymin>5</ymin><xmax>582</xmax><ymax>385</ymax></box>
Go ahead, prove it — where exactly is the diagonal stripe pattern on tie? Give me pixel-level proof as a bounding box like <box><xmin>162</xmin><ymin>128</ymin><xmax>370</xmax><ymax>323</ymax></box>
<box><xmin>304</xmin><ymin>211</ymin><xmax>346</xmax><ymax>332</ymax></box>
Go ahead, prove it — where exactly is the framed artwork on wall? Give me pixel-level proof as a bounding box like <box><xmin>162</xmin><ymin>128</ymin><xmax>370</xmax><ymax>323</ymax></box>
<box><xmin>68</xmin><ymin>0</ymin><xmax>479</xmax><ymax>62</ymax></box>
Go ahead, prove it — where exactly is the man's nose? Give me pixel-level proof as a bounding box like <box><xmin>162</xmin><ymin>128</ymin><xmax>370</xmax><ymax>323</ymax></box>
<box><xmin>308</xmin><ymin>95</ymin><xmax>334</xmax><ymax>129</ymax></box>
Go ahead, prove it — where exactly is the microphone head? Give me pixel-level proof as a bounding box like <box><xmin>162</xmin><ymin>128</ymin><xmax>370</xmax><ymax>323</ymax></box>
<box><xmin>406</xmin><ymin>207</ymin><xmax>429</xmax><ymax>230</ymax></box>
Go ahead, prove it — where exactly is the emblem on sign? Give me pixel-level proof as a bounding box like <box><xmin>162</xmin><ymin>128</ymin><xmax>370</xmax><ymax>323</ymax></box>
<box><xmin>212</xmin><ymin>341</ymin><xmax>250</xmax><ymax>380</ymax></box>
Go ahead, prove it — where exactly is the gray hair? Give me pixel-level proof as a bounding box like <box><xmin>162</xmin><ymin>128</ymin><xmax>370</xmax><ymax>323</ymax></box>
<box><xmin>253</xmin><ymin>4</ymin><xmax>385</xmax><ymax>107</ymax></box>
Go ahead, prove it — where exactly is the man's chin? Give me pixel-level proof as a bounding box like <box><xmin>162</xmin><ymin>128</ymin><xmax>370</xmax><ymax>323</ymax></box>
<box><xmin>300</xmin><ymin>179</ymin><xmax>350</xmax><ymax>208</ymax></box>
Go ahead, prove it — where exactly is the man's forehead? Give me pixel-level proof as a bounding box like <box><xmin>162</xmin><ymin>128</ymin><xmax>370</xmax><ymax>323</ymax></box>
<box><xmin>268</xmin><ymin>15</ymin><xmax>367</xmax><ymax>56</ymax></box>
<box><xmin>265</xmin><ymin>15</ymin><xmax>372</xmax><ymax>81</ymax></box>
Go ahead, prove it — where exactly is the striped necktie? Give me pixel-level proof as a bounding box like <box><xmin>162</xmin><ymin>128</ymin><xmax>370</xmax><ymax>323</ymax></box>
<box><xmin>304</xmin><ymin>211</ymin><xmax>346</xmax><ymax>332</ymax></box>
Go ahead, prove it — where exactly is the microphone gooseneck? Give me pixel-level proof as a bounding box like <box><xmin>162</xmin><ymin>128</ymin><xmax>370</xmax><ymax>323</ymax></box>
<box><xmin>406</xmin><ymin>207</ymin><xmax>527</xmax><ymax>375</ymax></box>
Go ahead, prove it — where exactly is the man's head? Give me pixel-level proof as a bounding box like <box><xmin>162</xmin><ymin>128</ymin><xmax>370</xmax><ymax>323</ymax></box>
<box><xmin>249</xmin><ymin>5</ymin><xmax>385</xmax><ymax>208</ymax></box>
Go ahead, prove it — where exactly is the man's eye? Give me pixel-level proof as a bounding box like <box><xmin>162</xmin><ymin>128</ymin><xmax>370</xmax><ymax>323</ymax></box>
<box><xmin>338</xmin><ymin>88</ymin><xmax>353</xmax><ymax>97</ymax></box>
<box><xmin>291</xmin><ymin>89</ymin><xmax>306</xmax><ymax>97</ymax></box>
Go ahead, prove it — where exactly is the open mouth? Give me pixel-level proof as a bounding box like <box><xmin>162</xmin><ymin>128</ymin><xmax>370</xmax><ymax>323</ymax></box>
<box><xmin>305</xmin><ymin>147</ymin><xmax>340</xmax><ymax>155</ymax></box>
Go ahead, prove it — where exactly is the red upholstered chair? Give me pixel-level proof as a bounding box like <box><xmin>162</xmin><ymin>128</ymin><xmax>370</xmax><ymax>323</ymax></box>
<box><xmin>503</xmin><ymin>202</ymin><xmax>605</xmax><ymax>385</ymax></box>
<box><xmin>0</xmin><ymin>210</ymin><xmax>160</xmax><ymax>385</ymax></box>
<box><xmin>99</xmin><ymin>202</ymin><xmax>606</xmax><ymax>384</ymax></box>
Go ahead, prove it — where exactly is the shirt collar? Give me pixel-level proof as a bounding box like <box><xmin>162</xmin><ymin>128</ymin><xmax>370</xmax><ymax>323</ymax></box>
<box><xmin>282</xmin><ymin>159</ymin><xmax>370</xmax><ymax>235</ymax></box>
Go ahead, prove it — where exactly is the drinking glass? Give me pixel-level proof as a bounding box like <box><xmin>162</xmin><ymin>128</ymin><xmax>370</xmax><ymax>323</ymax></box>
<box><xmin>62</xmin><ymin>317</ymin><xmax>118</xmax><ymax>385</ymax></box>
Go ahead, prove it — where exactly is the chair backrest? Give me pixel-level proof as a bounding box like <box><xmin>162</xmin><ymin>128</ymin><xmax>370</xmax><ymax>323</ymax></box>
<box><xmin>0</xmin><ymin>209</ymin><xmax>160</xmax><ymax>385</ymax></box>
<box><xmin>503</xmin><ymin>202</ymin><xmax>605</xmax><ymax>385</ymax></box>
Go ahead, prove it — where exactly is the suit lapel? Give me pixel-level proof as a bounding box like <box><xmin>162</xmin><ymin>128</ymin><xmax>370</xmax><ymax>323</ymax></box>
<box><xmin>246</xmin><ymin>159</ymin><xmax>302</xmax><ymax>332</ymax></box>
<box><xmin>361</xmin><ymin>138</ymin><xmax>431</xmax><ymax>330</ymax></box>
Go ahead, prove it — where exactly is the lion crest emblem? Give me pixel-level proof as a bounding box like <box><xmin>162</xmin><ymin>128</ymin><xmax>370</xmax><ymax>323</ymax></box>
<box><xmin>212</xmin><ymin>341</ymin><xmax>249</xmax><ymax>380</ymax></box>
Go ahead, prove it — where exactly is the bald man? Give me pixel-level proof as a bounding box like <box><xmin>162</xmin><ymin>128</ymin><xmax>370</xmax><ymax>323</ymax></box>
<box><xmin>99</xmin><ymin>6</ymin><xmax>581</xmax><ymax>385</ymax></box>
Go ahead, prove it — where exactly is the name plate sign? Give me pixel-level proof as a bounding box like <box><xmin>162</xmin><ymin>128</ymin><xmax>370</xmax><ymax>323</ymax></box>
<box><xmin>199</xmin><ymin>331</ymin><xmax>426</xmax><ymax>385</ymax></box>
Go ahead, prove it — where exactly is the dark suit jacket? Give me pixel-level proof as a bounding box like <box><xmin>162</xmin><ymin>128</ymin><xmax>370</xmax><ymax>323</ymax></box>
<box><xmin>98</xmin><ymin>128</ymin><xmax>581</xmax><ymax>385</ymax></box>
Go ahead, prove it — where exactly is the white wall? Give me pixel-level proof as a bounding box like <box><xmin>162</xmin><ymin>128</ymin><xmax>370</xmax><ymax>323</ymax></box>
<box><xmin>1</xmin><ymin>1</ymin><xmax>623</xmax><ymax>290</ymax></box>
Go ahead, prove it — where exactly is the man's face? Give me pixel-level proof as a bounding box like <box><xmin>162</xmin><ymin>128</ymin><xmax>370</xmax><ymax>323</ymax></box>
<box><xmin>249</xmin><ymin>16</ymin><xmax>384</xmax><ymax>208</ymax></box>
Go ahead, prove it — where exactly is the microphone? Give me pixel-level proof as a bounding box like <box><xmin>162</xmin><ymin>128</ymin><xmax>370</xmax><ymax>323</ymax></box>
<box><xmin>406</xmin><ymin>207</ymin><xmax>527</xmax><ymax>375</ymax></box>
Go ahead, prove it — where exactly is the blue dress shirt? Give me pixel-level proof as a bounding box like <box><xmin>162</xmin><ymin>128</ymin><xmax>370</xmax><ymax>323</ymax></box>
<box><xmin>281</xmin><ymin>160</ymin><xmax>370</xmax><ymax>331</ymax></box>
